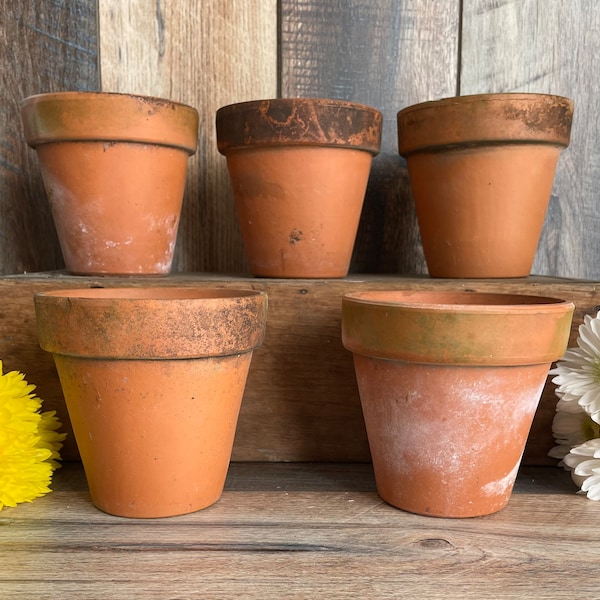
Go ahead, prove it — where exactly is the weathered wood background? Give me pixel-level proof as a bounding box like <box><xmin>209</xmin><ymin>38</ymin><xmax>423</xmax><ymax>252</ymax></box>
<box><xmin>1</xmin><ymin>0</ymin><xmax>598</xmax><ymax>277</ymax></box>
<box><xmin>1</xmin><ymin>1</ymin><xmax>599</xmax><ymax>466</ymax></box>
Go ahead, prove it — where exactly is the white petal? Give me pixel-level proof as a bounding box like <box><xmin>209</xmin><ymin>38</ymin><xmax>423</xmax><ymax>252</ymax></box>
<box><xmin>548</xmin><ymin>444</ymin><xmax>571</xmax><ymax>460</ymax></box>
<box><xmin>574</xmin><ymin>459</ymin><xmax>600</xmax><ymax>476</ymax></box>
<box><xmin>581</xmin><ymin>476</ymin><xmax>600</xmax><ymax>500</ymax></box>
<box><xmin>578</xmin><ymin>388</ymin><xmax>600</xmax><ymax>417</ymax></box>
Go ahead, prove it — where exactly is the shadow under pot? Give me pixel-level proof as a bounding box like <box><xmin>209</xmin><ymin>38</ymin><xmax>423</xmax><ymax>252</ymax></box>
<box><xmin>342</xmin><ymin>290</ymin><xmax>574</xmax><ymax>518</ymax></box>
<box><xmin>397</xmin><ymin>93</ymin><xmax>574</xmax><ymax>278</ymax></box>
<box><xmin>34</xmin><ymin>286</ymin><xmax>267</xmax><ymax>518</ymax></box>
<box><xmin>216</xmin><ymin>98</ymin><xmax>382</xmax><ymax>278</ymax></box>
<box><xmin>21</xmin><ymin>91</ymin><xmax>199</xmax><ymax>275</ymax></box>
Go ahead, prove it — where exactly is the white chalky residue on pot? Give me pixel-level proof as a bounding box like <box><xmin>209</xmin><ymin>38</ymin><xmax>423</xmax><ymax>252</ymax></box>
<box><xmin>105</xmin><ymin>238</ymin><xmax>133</xmax><ymax>248</ymax></box>
<box><xmin>481</xmin><ymin>459</ymin><xmax>521</xmax><ymax>497</ymax></box>
<box><xmin>360</xmin><ymin>362</ymin><xmax>547</xmax><ymax>506</ymax></box>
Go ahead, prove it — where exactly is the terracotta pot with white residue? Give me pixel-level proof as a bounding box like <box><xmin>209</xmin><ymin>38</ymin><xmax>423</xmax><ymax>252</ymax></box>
<box><xmin>21</xmin><ymin>91</ymin><xmax>199</xmax><ymax>275</ymax></box>
<box><xmin>342</xmin><ymin>290</ymin><xmax>573</xmax><ymax>517</ymax></box>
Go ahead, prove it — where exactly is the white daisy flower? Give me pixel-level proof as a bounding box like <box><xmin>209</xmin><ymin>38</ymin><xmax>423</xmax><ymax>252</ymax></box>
<box><xmin>551</xmin><ymin>313</ymin><xmax>600</xmax><ymax>424</ymax></box>
<box><xmin>549</xmin><ymin>399</ymin><xmax>599</xmax><ymax>460</ymax></box>
<box><xmin>562</xmin><ymin>439</ymin><xmax>600</xmax><ymax>500</ymax></box>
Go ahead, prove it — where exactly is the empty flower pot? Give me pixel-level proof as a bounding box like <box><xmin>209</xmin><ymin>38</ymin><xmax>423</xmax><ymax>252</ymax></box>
<box><xmin>34</xmin><ymin>287</ymin><xmax>267</xmax><ymax>518</ymax></box>
<box><xmin>216</xmin><ymin>98</ymin><xmax>382</xmax><ymax>278</ymax></box>
<box><xmin>21</xmin><ymin>91</ymin><xmax>199</xmax><ymax>275</ymax></box>
<box><xmin>342</xmin><ymin>290</ymin><xmax>574</xmax><ymax>517</ymax></box>
<box><xmin>397</xmin><ymin>93</ymin><xmax>574</xmax><ymax>278</ymax></box>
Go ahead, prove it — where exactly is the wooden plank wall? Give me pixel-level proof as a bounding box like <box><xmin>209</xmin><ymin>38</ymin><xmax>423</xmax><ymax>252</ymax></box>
<box><xmin>98</xmin><ymin>0</ymin><xmax>277</xmax><ymax>273</ymax></box>
<box><xmin>1</xmin><ymin>1</ymin><xmax>599</xmax><ymax>465</ymax></box>
<box><xmin>0</xmin><ymin>0</ymin><xmax>98</xmax><ymax>274</ymax></box>
<box><xmin>279</xmin><ymin>1</ymin><xmax>459</xmax><ymax>273</ymax></box>
<box><xmin>460</xmin><ymin>0</ymin><xmax>600</xmax><ymax>280</ymax></box>
<box><xmin>2</xmin><ymin>0</ymin><xmax>599</xmax><ymax>278</ymax></box>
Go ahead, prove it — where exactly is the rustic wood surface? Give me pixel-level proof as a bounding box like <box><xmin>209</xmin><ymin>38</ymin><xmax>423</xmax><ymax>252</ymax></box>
<box><xmin>0</xmin><ymin>462</ymin><xmax>596</xmax><ymax>599</ymax></box>
<box><xmin>280</xmin><ymin>0</ymin><xmax>460</xmax><ymax>274</ymax></box>
<box><xmin>0</xmin><ymin>0</ymin><xmax>98</xmax><ymax>274</ymax></box>
<box><xmin>460</xmin><ymin>0</ymin><xmax>600</xmax><ymax>279</ymax></box>
<box><xmin>98</xmin><ymin>0</ymin><xmax>277</xmax><ymax>274</ymax></box>
<box><xmin>2</xmin><ymin>0</ymin><xmax>599</xmax><ymax>280</ymax></box>
<box><xmin>1</xmin><ymin>272</ymin><xmax>599</xmax><ymax>465</ymax></box>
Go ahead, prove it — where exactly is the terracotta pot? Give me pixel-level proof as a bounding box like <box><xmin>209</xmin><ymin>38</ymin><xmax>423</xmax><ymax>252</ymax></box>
<box><xmin>216</xmin><ymin>98</ymin><xmax>382</xmax><ymax>278</ymax></box>
<box><xmin>34</xmin><ymin>287</ymin><xmax>267</xmax><ymax>518</ymax></box>
<box><xmin>21</xmin><ymin>92</ymin><xmax>199</xmax><ymax>275</ymax></box>
<box><xmin>397</xmin><ymin>93</ymin><xmax>574</xmax><ymax>278</ymax></box>
<box><xmin>342</xmin><ymin>290</ymin><xmax>574</xmax><ymax>517</ymax></box>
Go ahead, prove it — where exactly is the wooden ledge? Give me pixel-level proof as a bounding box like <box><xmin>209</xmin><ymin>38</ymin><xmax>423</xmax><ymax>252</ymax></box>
<box><xmin>1</xmin><ymin>273</ymin><xmax>599</xmax><ymax>464</ymax></box>
<box><xmin>1</xmin><ymin>462</ymin><xmax>597</xmax><ymax>598</ymax></box>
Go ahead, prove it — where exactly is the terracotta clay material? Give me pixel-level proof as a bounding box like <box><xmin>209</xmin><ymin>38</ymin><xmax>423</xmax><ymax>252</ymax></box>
<box><xmin>216</xmin><ymin>98</ymin><xmax>382</xmax><ymax>278</ymax></box>
<box><xmin>397</xmin><ymin>93</ymin><xmax>574</xmax><ymax>278</ymax></box>
<box><xmin>342</xmin><ymin>290</ymin><xmax>574</xmax><ymax>518</ymax></box>
<box><xmin>21</xmin><ymin>92</ymin><xmax>199</xmax><ymax>275</ymax></box>
<box><xmin>34</xmin><ymin>287</ymin><xmax>267</xmax><ymax>518</ymax></box>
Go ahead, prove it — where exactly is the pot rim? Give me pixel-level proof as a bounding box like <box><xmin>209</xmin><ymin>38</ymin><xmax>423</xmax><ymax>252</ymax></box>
<box><xmin>398</xmin><ymin>92</ymin><xmax>573</xmax><ymax>115</ymax></box>
<box><xmin>21</xmin><ymin>91</ymin><xmax>199</xmax><ymax>154</ymax></box>
<box><xmin>34</xmin><ymin>287</ymin><xmax>267</xmax><ymax>359</ymax></box>
<box><xmin>341</xmin><ymin>290</ymin><xmax>574</xmax><ymax>366</ymax></box>
<box><xmin>343</xmin><ymin>290</ymin><xmax>573</xmax><ymax>314</ymax></box>
<box><xmin>397</xmin><ymin>92</ymin><xmax>574</xmax><ymax>156</ymax></box>
<box><xmin>216</xmin><ymin>97</ymin><xmax>382</xmax><ymax>155</ymax></box>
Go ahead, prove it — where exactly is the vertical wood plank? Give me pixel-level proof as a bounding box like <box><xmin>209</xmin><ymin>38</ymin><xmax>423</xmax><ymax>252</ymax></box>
<box><xmin>98</xmin><ymin>0</ymin><xmax>278</xmax><ymax>273</ymax></box>
<box><xmin>0</xmin><ymin>0</ymin><xmax>99</xmax><ymax>275</ymax></box>
<box><xmin>279</xmin><ymin>0</ymin><xmax>460</xmax><ymax>273</ymax></box>
<box><xmin>460</xmin><ymin>0</ymin><xmax>600</xmax><ymax>280</ymax></box>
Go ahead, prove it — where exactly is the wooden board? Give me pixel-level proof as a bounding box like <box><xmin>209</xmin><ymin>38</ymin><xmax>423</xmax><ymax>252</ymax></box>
<box><xmin>460</xmin><ymin>0</ymin><xmax>600</xmax><ymax>280</ymax></box>
<box><xmin>1</xmin><ymin>272</ymin><xmax>599</xmax><ymax>465</ymax></box>
<box><xmin>98</xmin><ymin>0</ymin><xmax>278</xmax><ymax>274</ymax></box>
<box><xmin>0</xmin><ymin>0</ymin><xmax>99</xmax><ymax>274</ymax></box>
<box><xmin>279</xmin><ymin>0</ymin><xmax>460</xmax><ymax>274</ymax></box>
<box><xmin>1</xmin><ymin>462</ymin><xmax>597</xmax><ymax>599</ymax></box>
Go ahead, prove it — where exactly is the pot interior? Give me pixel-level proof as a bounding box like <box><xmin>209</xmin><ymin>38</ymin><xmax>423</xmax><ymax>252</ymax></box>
<box><xmin>344</xmin><ymin>290</ymin><xmax>570</xmax><ymax>311</ymax></box>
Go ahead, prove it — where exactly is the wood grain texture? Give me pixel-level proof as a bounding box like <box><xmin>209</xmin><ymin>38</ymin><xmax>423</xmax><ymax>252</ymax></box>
<box><xmin>460</xmin><ymin>0</ymin><xmax>600</xmax><ymax>280</ymax></box>
<box><xmin>98</xmin><ymin>0</ymin><xmax>277</xmax><ymax>273</ymax></box>
<box><xmin>0</xmin><ymin>0</ymin><xmax>98</xmax><ymax>275</ymax></box>
<box><xmin>279</xmin><ymin>0</ymin><xmax>460</xmax><ymax>274</ymax></box>
<box><xmin>0</xmin><ymin>462</ymin><xmax>596</xmax><ymax>599</ymax></box>
<box><xmin>1</xmin><ymin>272</ymin><xmax>598</xmax><ymax>465</ymax></box>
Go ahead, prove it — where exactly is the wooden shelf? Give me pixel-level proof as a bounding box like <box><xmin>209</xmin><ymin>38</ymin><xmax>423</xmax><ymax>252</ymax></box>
<box><xmin>1</xmin><ymin>461</ymin><xmax>597</xmax><ymax>598</ymax></box>
<box><xmin>2</xmin><ymin>272</ymin><xmax>600</xmax><ymax>465</ymax></box>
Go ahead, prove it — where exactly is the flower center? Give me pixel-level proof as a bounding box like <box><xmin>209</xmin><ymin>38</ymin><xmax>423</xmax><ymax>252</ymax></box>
<box><xmin>583</xmin><ymin>415</ymin><xmax>600</xmax><ymax>440</ymax></box>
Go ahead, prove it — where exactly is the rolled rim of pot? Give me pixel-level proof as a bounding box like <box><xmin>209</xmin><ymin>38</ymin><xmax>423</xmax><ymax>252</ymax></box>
<box><xmin>397</xmin><ymin>92</ymin><xmax>574</xmax><ymax>157</ymax></box>
<box><xmin>216</xmin><ymin>98</ymin><xmax>382</xmax><ymax>155</ymax></box>
<box><xmin>34</xmin><ymin>287</ymin><xmax>268</xmax><ymax>359</ymax></box>
<box><xmin>341</xmin><ymin>290</ymin><xmax>574</xmax><ymax>366</ymax></box>
<box><xmin>21</xmin><ymin>91</ymin><xmax>199</xmax><ymax>155</ymax></box>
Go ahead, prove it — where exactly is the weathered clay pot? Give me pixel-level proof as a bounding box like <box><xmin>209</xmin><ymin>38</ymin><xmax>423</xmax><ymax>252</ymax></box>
<box><xmin>397</xmin><ymin>93</ymin><xmax>574</xmax><ymax>278</ymax></box>
<box><xmin>216</xmin><ymin>98</ymin><xmax>382</xmax><ymax>278</ymax></box>
<box><xmin>21</xmin><ymin>92</ymin><xmax>199</xmax><ymax>275</ymax></box>
<box><xmin>34</xmin><ymin>287</ymin><xmax>267</xmax><ymax>518</ymax></box>
<box><xmin>342</xmin><ymin>290</ymin><xmax>574</xmax><ymax>517</ymax></box>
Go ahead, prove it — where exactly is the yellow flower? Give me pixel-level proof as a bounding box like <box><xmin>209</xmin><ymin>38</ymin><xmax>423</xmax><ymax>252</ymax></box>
<box><xmin>0</xmin><ymin>361</ymin><xmax>66</xmax><ymax>510</ymax></box>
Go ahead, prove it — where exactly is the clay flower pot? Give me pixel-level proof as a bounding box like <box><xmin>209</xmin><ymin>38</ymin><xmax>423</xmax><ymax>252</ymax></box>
<box><xmin>216</xmin><ymin>98</ymin><xmax>382</xmax><ymax>278</ymax></box>
<box><xmin>397</xmin><ymin>93</ymin><xmax>574</xmax><ymax>278</ymax></box>
<box><xmin>21</xmin><ymin>91</ymin><xmax>199</xmax><ymax>275</ymax></box>
<box><xmin>34</xmin><ymin>287</ymin><xmax>267</xmax><ymax>518</ymax></box>
<box><xmin>342</xmin><ymin>290</ymin><xmax>574</xmax><ymax>518</ymax></box>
